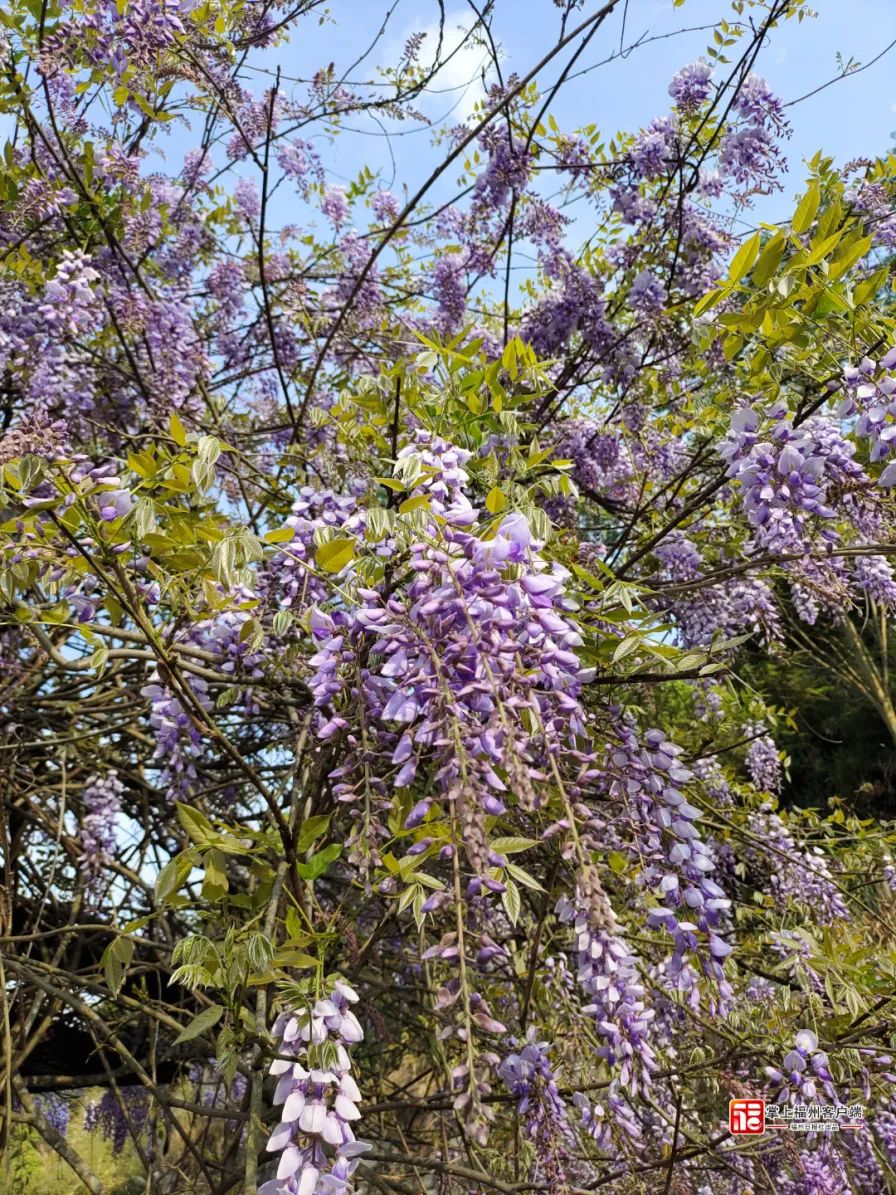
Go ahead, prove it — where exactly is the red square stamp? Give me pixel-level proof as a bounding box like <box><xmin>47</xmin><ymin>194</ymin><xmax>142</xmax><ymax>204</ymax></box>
<box><xmin>729</xmin><ymin>1099</ymin><xmax>765</xmax><ymax>1134</ymax></box>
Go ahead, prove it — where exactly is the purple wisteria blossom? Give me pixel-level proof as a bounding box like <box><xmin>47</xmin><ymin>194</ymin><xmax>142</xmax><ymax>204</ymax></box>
<box><xmin>747</xmin><ymin>809</ymin><xmax>848</xmax><ymax>923</ymax></box>
<box><xmin>261</xmin><ymin>981</ymin><xmax>368</xmax><ymax>1195</ymax></box>
<box><xmin>557</xmin><ymin>868</ymin><xmax>658</xmax><ymax>1098</ymax></box>
<box><xmin>79</xmin><ymin>771</ymin><xmax>123</xmax><ymax>904</ymax></box>
<box><xmin>764</xmin><ymin>1028</ymin><xmax>838</xmax><ymax>1105</ymax></box>
<box><xmin>668</xmin><ymin>59</ymin><xmax>713</xmax><ymax>111</ymax></box>
<box><xmin>839</xmin><ymin>347</ymin><xmax>896</xmax><ymax>480</ymax></box>
<box><xmin>744</xmin><ymin>723</ymin><xmax>781</xmax><ymax>793</ymax></box>
<box><xmin>84</xmin><ymin>1088</ymin><xmax>150</xmax><ymax>1155</ymax></box>
<box><xmin>308</xmin><ymin>429</ymin><xmax>592</xmax><ymax>883</ymax></box>
<box><xmin>498</xmin><ymin>1031</ymin><xmax>570</xmax><ymax>1189</ymax></box>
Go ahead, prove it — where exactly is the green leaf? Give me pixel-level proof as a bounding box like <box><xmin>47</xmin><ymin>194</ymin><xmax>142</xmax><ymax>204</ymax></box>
<box><xmin>608</xmin><ymin>851</ymin><xmax>628</xmax><ymax>875</ymax></box>
<box><xmin>102</xmin><ymin>936</ymin><xmax>134</xmax><ymax>996</ymax></box>
<box><xmin>398</xmin><ymin>495</ymin><xmax>430</xmax><ymax>514</ymax></box>
<box><xmin>693</xmin><ymin>287</ymin><xmax>726</xmax><ymax>317</ymax></box>
<box><xmin>792</xmin><ymin>182</ymin><xmax>820</xmax><ymax>234</ymax></box>
<box><xmin>173</xmin><ymin>1003</ymin><xmax>224</xmax><ymax>1045</ymax></box>
<box><xmin>803</xmin><ymin>229</ymin><xmax>843</xmax><ymax>266</ymax></box>
<box><xmin>297</xmin><ymin>843</ymin><xmax>342</xmax><ymax>881</ymax></box>
<box><xmin>315</xmin><ymin>538</ymin><xmax>355</xmax><ymax>573</ymax></box>
<box><xmin>501</xmin><ymin>880</ymin><xmax>521</xmax><ymax>926</ymax></box>
<box><xmin>485</xmin><ymin>486</ymin><xmax>507</xmax><ymax>513</ymax></box>
<box><xmin>196</xmin><ymin>435</ymin><xmax>222</xmax><ymax>466</ymax></box>
<box><xmin>491</xmin><ymin>836</ymin><xmax>539</xmax><ymax>854</ymax></box>
<box><xmin>247</xmin><ymin>933</ymin><xmax>274</xmax><ymax>972</ymax></box>
<box><xmin>177</xmin><ymin>803</ymin><xmax>215</xmax><ymax>847</ymax></box>
<box><xmin>854</xmin><ymin>264</ymin><xmax>889</xmax><ymax>307</ymax></box>
<box><xmin>202</xmin><ymin>847</ymin><xmax>229</xmax><ymax>901</ymax></box>
<box><xmin>156</xmin><ymin>851</ymin><xmax>194</xmax><ymax>904</ymax></box>
<box><xmin>264</xmin><ymin>527</ymin><xmax>296</xmax><ymax>544</ymax></box>
<box><xmin>752</xmin><ymin>232</ymin><xmax>785</xmax><ymax>286</ymax></box>
<box><xmin>727</xmin><ymin>231</ymin><xmax>760</xmax><ymax>282</ymax></box>
<box><xmin>829</xmin><ymin>233</ymin><xmax>873</xmax><ymax>279</ymax></box>
<box><xmin>612</xmin><ymin>634</ymin><xmax>640</xmax><ymax>663</ymax></box>
<box><xmin>504</xmin><ymin>861</ymin><xmax>545</xmax><ymax>892</ymax></box>
<box><xmin>133</xmin><ymin>498</ymin><xmax>157</xmax><ymax>538</ymax></box>
<box><xmin>297</xmin><ymin>813</ymin><xmax>333</xmax><ymax>854</ymax></box>
<box><xmin>273</xmin><ymin>949</ymin><xmax>318</xmax><ymax>970</ymax></box>
<box><xmin>122</xmin><ymin>916</ymin><xmax>150</xmax><ymax>933</ymax></box>
<box><xmin>170</xmin><ymin>412</ymin><xmax>187</xmax><ymax>447</ymax></box>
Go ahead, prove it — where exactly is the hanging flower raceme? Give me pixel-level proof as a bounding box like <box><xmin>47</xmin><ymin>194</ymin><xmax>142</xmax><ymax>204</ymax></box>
<box><xmin>556</xmin><ymin>866</ymin><xmax>658</xmax><ymax>1098</ymax></box>
<box><xmin>261</xmin><ymin>981</ymin><xmax>368</xmax><ymax>1195</ymax></box>
<box><xmin>668</xmin><ymin>59</ymin><xmax>713</xmax><ymax>111</ymax></box>
<box><xmin>743</xmin><ymin>721</ymin><xmax>782</xmax><ymax>793</ymax></box>
<box><xmin>652</xmin><ymin>531</ymin><xmax>781</xmax><ymax>647</ymax></box>
<box><xmin>260</xmin><ymin>487</ymin><xmax>365</xmax><ymax>616</ymax></box>
<box><xmin>720</xmin><ymin>404</ymin><xmax>862</xmax><ymax>553</ymax></box>
<box><xmin>840</xmin><ymin>349</ymin><xmax>896</xmax><ymax>478</ymax></box>
<box><xmin>141</xmin><ymin>595</ymin><xmax>265</xmax><ymax>801</ymax></box>
<box><xmin>84</xmin><ymin>1088</ymin><xmax>150</xmax><ymax>1156</ymax></box>
<box><xmin>79</xmin><ymin>771</ymin><xmax>123</xmax><ymax>905</ymax></box>
<box><xmin>498</xmin><ymin>1031</ymin><xmax>571</xmax><ymax>1188</ymax></box>
<box><xmin>308</xmin><ymin>429</ymin><xmax>593</xmax><ymax>884</ymax></box>
<box><xmin>591</xmin><ymin>723</ymin><xmax>733</xmax><ymax>998</ymax></box>
<box><xmin>746</xmin><ymin>808</ymin><xmax>848</xmax><ymax>923</ymax></box>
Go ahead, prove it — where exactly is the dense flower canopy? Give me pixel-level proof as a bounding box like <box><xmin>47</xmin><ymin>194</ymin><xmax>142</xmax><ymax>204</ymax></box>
<box><xmin>4</xmin><ymin>0</ymin><xmax>896</xmax><ymax>1193</ymax></box>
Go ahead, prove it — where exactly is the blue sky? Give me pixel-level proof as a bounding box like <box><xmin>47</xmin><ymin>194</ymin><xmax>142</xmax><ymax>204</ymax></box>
<box><xmin>6</xmin><ymin>1</ymin><xmax>892</xmax><ymax>250</ymax></box>
<box><xmin>233</xmin><ymin>0</ymin><xmax>896</xmax><ymax>230</ymax></box>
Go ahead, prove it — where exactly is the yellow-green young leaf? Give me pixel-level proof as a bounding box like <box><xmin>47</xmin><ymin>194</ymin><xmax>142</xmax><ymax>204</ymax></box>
<box><xmin>272</xmin><ymin>949</ymin><xmax>318</xmax><ymax>970</ymax></box>
<box><xmin>491</xmin><ymin>836</ymin><xmax>539</xmax><ymax>854</ymax></box>
<box><xmin>398</xmin><ymin>495</ymin><xmax>430</xmax><ymax>514</ymax></box>
<box><xmin>693</xmin><ymin>287</ymin><xmax>725</xmax><ymax>317</ymax></box>
<box><xmin>829</xmin><ymin>233</ymin><xmax>873</xmax><ymax>279</ymax></box>
<box><xmin>113</xmin><ymin>85</ymin><xmax>130</xmax><ymax>107</ymax></box>
<box><xmin>297</xmin><ymin>843</ymin><xmax>342</xmax><ymax>881</ymax></box>
<box><xmin>792</xmin><ymin>181</ymin><xmax>820</xmax><ymax>234</ymax></box>
<box><xmin>722</xmin><ymin>334</ymin><xmax>742</xmax><ymax>361</ymax></box>
<box><xmin>501</xmin><ymin>879</ymin><xmax>521</xmax><ymax>926</ymax></box>
<box><xmin>128</xmin><ymin>451</ymin><xmax>156</xmax><ymax>478</ymax></box>
<box><xmin>156</xmin><ymin>853</ymin><xmax>189</xmax><ymax>904</ymax></box>
<box><xmin>177</xmin><ymin>803</ymin><xmax>215</xmax><ymax>846</ymax></box>
<box><xmin>752</xmin><ymin>233</ymin><xmax>786</xmax><ymax>286</ymax></box>
<box><xmin>854</xmin><ymin>265</ymin><xmax>890</xmax><ymax>307</ymax></box>
<box><xmin>297</xmin><ymin>812</ymin><xmax>332</xmax><ymax>853</ymax></box>
<box><xmin>803</xmin><ymin>229</ymin><xmax>843</xmax><ymax>266</ymax></box>
<box><xmin>612</xmin><ymin>635</ymin><xmax>640</xmax><ymax>663</ymax></box>
<box><xmin>202</xmin><ymin>848</ymin><xmax>229</xmax><ymax>900</ymax></box>
<box><xmin>169</xmin><ymin>412</ymin><xmax>187</xmax><ymax>447</ymax></box>
<box><xmin>315</xmin><ymin>538</ymin><xmax>355</xmax><ymax>573</ymax></box>
<box><xmin>173</xmin><ymin>1003</ymin><xmax>224</xmax><ymax>1045</ymax></box>
<box><xmin>727</xmin><ymin>231</ymin><xmax>760</xmax><ymax>282</ymax></box>
<box><xmin>504</xmin><ymin>861</ymin><xmax>545</xmax><ymax>892</ymax></box>
<box><xmin>608</xmin><ymin>851</ymin><xmax>628</xmax><ymax>875</ymax></box>
<box><xmin>485</xmin><ymin>486</ymin><xmax>507</xmax><ymax>514</ymax></box>
<box><xmin>264</xmin><ymin>526</ymin><xmax>295</xmax><ymax>544</ymax></box>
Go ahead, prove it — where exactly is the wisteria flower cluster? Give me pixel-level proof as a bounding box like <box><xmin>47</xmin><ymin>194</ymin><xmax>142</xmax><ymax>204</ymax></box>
<box><xmin>262</xmin><ymin>983</ymin><xmax>368</xmax><ymax>1195</ymax></box>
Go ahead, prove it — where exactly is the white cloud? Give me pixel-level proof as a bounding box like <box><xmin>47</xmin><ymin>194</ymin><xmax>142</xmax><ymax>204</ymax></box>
<box><xmin>398</xmin><ymin>11</ymin><xmax>496</xmax><ymax>124</ymax></box>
